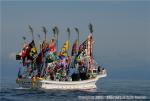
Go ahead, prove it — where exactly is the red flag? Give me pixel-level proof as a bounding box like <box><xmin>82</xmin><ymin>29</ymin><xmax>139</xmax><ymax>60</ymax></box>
<box><xmin>49</xmin><ymin>38</ymin><xmax>56</xmax><ymax>53</ymax></box>
<box><xmin>22</xmin><ymin>47</ymin><xmax>27</xmax><ymax>58</ymax></box>
<box><xmin>21</xmin><ymin>44</ymin><xmax>28</xmax><ymax>66</ymax></box>
<box><xmin>71</xmin><ymin>40</ymin><xmax>77</xmax><ymax>56</ymax></box>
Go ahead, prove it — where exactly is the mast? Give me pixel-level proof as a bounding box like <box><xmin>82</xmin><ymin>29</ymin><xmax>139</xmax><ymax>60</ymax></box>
<box><xmin>75</xmin><ymin>27</ymin><xmax>79</xmax><ymax>50</ymax></box>
<box><xmin>53</xmin><ymin>27</ymin><xmax>56</xmax><ymax>38</ymax></box>
<box><xmin>28</xmin><ymin>25</ymin><xmax>34</xmax><ymax>41</ymax></box>
<box><xmin>22</xmin><ymin>36</ymin><xmax>26</xmax><ymax>42</ymax></box>
<box><xmin>42</xmin><ymin>26</ymin><xmax>47</xmax><ymax>41</ymax></box>
<box><xmin>54</xmin><ymin>26</ymin><xmax>59</xmax><ymax>54</ymax></box>
<box><xmin>67</xmin><ymin>28</ymin><xmax>70</xmax><ymax>54</ymax></box>
<box><xmin>28</xmin><ymin>25</ymin><xmax>37</xmax><ymax>51</ymax></box>
<box><xmin>88</xmin><ymin>23</ymin><xmax>94</xmax><ymax>70</ymax></box>
<box><xmin>88</xmin><ymin>23</ymin><xmax>93</xmax><ymax>58</ymax></box>
<box><xmin>22</xmin><ymin>36</ymin><xmax>26</xmax><ymax>47</ymax></box>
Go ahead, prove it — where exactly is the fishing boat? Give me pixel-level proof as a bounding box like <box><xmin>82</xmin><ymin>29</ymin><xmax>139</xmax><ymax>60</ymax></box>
<box><xmin>16</xmin><ymin>24</ymin><xmax>107</xmax><ymax>90</ymax></box>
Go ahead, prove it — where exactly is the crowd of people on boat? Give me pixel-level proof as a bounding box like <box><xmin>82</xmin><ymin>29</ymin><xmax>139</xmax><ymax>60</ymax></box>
<box><xmin>16</xmin><ymin>25</ymin><xmax>106</xmax><ymax>81</ymax></box>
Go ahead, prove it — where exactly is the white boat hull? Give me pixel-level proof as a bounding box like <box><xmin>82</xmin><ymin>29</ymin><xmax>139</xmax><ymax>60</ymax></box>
<box><xmin>18</xmin><ymin>73</ymin><xmax>107</xmax><ymax>90</ymax></box>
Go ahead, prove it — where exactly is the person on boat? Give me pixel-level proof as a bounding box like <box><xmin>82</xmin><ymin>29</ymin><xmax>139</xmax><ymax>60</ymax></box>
<box><xmin>39</xmin><ymin>41</ymin><xmax>50</xmax><ymax>77</ymax></box>
<box><xmin>98</xmin><ymin>66</ymin><xmax>101</xmax><ymax>73</ymax></box>
<box><xmin>102</xmin><ymin>68</ymin><xmax>106</xmax><ymax>74</ymax></box>
<box><xmin>47</xmin><ymin>62</ymin><xmax>56</xmax><ymax>80</ymax></box>
<box><xmin>34</xmin><ymin>52</ymin><xmax>44</xmax><ymax>77</ymax></box>
<box><xmin>56</xmin><ymin>70</ymin><xmax>61</xmax><ymax>81</ymax></box>
<box><xmin>61</xmin><ymin>68</ymin><xmax>67</xmax><ymax>81</ymax></box>
<box><xmin>79</xmin><ymin>64</ymin><xmax>88</xmax><ymax>80</ymax></box>
<box><xmin>17</xmin><ymin>67</ymin><xmax>22</xmax><ymax>79</ymax></box>
<box><xmin>67</xmin><ymin>66</ymin><xmax>74</xmax><ymax>81</ymax></box>
<box><xmin>71</xmin><ymin>63</ymin><xmax>80</xmax><ymax>81</ymax></box>
<box><xmin>50</xmin><ymin>73</ymin><xmax>55</xmax><ymax>80</ymax></box>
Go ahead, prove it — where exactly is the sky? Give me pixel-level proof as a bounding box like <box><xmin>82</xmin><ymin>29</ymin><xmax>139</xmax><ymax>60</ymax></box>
<box><xmin>1</xmin><ymin>1</ymin><xmax>150</xmax><ymax>82</ymax></box>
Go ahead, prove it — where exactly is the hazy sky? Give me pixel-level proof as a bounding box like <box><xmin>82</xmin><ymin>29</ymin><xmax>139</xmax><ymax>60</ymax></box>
<box><xmin>1</xmin><ymin>1</ymin><xmax>150</xmax><ymax>81</ymax></box>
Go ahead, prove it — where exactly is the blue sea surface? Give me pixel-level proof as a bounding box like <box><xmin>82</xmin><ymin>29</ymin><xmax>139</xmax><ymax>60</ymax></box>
<box><xmin>0</xmin><ymin>79</ymin><xmax>150</xmax><ymax>101</ymax></box>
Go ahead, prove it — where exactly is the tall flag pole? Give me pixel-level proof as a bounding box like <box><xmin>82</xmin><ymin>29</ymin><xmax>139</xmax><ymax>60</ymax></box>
<box><xmin>22</xmin><ymin>36</ymin><xmax>26</xmax><ymax>43</ymax></box>
<box><xmin>67</xmin><ymin>28</ymin><xmax>70</xmax><ymax>41</ymax></box>
<box><xmin>54</xmin><ymin>26</ymin><xmax>59</xmax><ymax>54</ymax></box>
<box><xmin>37</xmin><ymin>34</ymin><xmax>41</xmax><ymax>43</ymax></box>
<box><xmin>22</xmin><ymin>36</ymin><xmax>27</xmax><ymax>48</ymax></box>
<box><xmin>52</xmin><ymin>27</ymin><xmax>56</xmax><ymax>53</ymax></box>
<box><xmin>88</xmin><ymin>23</ymin><xmax>94</xmax><ymax>69</ymax></box>
<box><xmin>42</xmin><ymin>26</ymin><xmax>47</xmax><ymax>41</ymax></box>
<box><xmin>28</xmin><ymin>25</ymin><xmax>34</xmax><ymax>41</ymax></box>
<box><xmin>37</xmin><ymin>34</ymin><xmax>41</xmax><ymax>40</ymax></box>
<box><xmin>28</xmin><ymin>25</ymin><xmax>37</xmax><ymax>50</ymax></box>
<box><xmin>37</xmin><ymin>34</ymin><xmax>41</xmax><ymax>51</ymax></box>
<box><xmin>89</xmin><ymin>23</ymin><xmax>93</xmax><ymax>34</ymax></box>
<box><xmin>67</xmin><ymin>28</ymin><xmax>70</xmax><ymax>54</ymax></box>
<box><xmin>52</xmin><ymin>27</ymin><xmax>56</xmax><ymax>38</ymax></box>
<box><xmin>75</xmin><ymin>27</ymin><xmax>79</xmax><ymax>50</ymax></box>
<box><xmin>22</xmin><ymin>36</ymin><xmax>26</xmax><ymax>42</ymax></box>
<box><xmin>88</xmin><ymin>23</ymin><xmax>93</xmax><ymax>58</ymax></box>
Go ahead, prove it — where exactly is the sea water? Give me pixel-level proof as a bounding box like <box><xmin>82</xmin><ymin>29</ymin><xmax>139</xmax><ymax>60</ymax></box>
<box><xmin>0</xmin><ymin>79</ymin><xmax>150</xmax><ymax>101</ymax></box>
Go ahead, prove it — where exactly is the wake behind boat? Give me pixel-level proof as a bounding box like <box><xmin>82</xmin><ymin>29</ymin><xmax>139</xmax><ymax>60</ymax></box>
<box><xmin>15</xmin><ymin>24</ymin><xmax>107</xmax><ymax>90</ymax></box>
